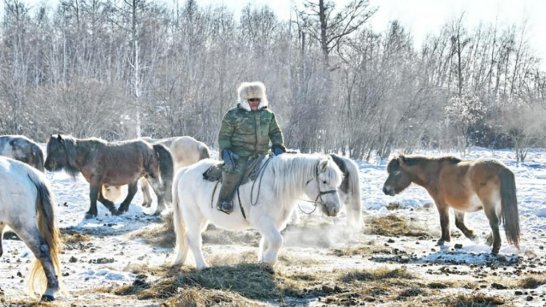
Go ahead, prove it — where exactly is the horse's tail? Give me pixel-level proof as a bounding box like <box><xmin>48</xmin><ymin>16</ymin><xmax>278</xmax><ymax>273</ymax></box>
<box><xmin>331</xmin><ymin>154</ymin><xmax>362</xmax><ymax>229</ymax></box>
<box><xmin>153</xmin><ymin>143</ymin><xmax>174</xmax><ymax>188</ymax></box>
<box><xmin>499</xmin><ymin>167</ymin><xmax>520</xmax><ymax>249</ymax></box>
<box><xmin>27</xmin><ymin>172</ymin><xmax>62</xmax><ymax>295</ymax></box>
<box><xmin>198</xmin><ymin>143</ymin><xmax>211</xmax><ymax>160</ymax></box>
<box><xmin>345</xmin><ymin>159</ymin><xmax>362</xmax><ymax>230</ymax></box>
<box><xmin>172</xmin><ymin>172</ymin><xmax>188</xmax><ymax>265</ymax></box>
<box><xmin>31</xmin><ymin>144</ymin><xmax>45</xmax><ymax>172</ymax></box>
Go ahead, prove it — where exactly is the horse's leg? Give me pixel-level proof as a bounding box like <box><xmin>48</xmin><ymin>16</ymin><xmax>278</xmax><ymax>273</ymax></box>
<box><xmin>184</xmin><ymin>212</ymin><xmax>208</xmax><ymax>269</ymax></box>
<box><xmin>258</xmin><ymin>236</ymin><xmax>269</xmax><ymax>261</ymax></box>
<box><xmin>483</xmin><ymin>205</ymin><xmax>501</xmax><ymax>255</ymax></box>
<box><xmin>0</xmin><ymin>223</ymin><xmax>5</xmax><ymax>257</ymax></box>
<box><xmin>454</xmin><ymin>211</ymin><xmax>477</xmax><ymax>240</ymax></box>
<box><xmin>87</xmin><ymin>181</ymin><xmax>101</xmax><ymax>218</ymax></box>
<box><xmin>118</xmin><ymin>181</ymin><xmax>138</xmax><ymax>214</ymax></box>
<box><xmin>434</xmin><ymin>201</ymin><xmax>451</xmax><ymax>246</ymax></box>
<box><xmin>256</xmin><ymin>222</ymin><xmax>283</xmax><ymax>265</ymax></box>
<box><xmin>16</xmin><ymin>225</ymin><xmax>59</xmax><ymax>301</ymax></box>
<box><xmin>98</xmin><ymin>189</ymin><xmax>119</xmax><ymax>216</ymax></box>
<box><xmin>140</xmin><ymin>177</ymin><xmax>153</xmax><ymax>208</ymax></box>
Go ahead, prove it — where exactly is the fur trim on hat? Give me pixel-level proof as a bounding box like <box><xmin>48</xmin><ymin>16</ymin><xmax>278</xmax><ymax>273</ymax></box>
<box><xmin>238</xmin><ymin>81</ymin><xmax>269</xmax><ymax>111</ymax></box>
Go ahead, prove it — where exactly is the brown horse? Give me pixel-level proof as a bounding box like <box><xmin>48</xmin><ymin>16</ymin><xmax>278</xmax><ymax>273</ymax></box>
<box><xmin>382</xmin><ymin>155</ymin><xmax>520</xmax><ymax>255</ymax></box>
<box><xmin>103</xmin><ymin>136</ymin><xmax>210</xmax><ymax>210</ymax></box>
<box><xmin>44</xmin><ymin>135</ymin><xmax>173</xmax><ymax>219</ymax></box>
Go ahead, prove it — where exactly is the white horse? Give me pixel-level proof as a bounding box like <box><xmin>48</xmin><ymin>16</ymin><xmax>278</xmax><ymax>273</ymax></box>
<box><xmin>0</xmin><ymin>157</ymin><xmax>62</xmax><ymax>301</ymax></box>
<box><xmin>103</xmin><ymin>136</ymin><xmax>210</xmax><ymax>210</ymax></box>
<box><xmin>0</xmin><ymin>135</ymin><xmax>45</xmax><ymax>172</ymax></box>
<box><xmin>330</xmin><ymin>154</ymin><xmax>363</xmax><ymax>230</ymax></box>
<box><xmin>171</xmin><ymin>153</ymin><xmax>343</xmax><ymax>269</ymax></box>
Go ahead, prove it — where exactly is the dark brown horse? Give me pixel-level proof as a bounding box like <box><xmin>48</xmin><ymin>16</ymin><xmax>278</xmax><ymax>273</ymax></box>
<box><xmin>382</xmin><ymin>155</ymin><xmax>520</xmax><ymax>255</ymax></box>
<box><xmin>44</xmin><ymin>135</ymin><xmax>173</xmax><ymax>219</ymax></box>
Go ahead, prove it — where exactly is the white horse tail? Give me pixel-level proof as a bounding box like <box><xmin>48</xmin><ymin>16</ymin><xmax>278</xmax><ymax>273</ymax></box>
<box><xmin>331</xmin><ymin>154</ymin><xmax>362</xmax><ymax>230</ymax></box>
<box><xmin>172</xmin><ymin>172</ymin><xmax>188</xmax><ymax>265</ymax></box>
<box><xmin>346</xmin><ymin>158</ymin><xmax>362</xmax><ymax>229</ymax></box>
<box><xmin>27</xmin><ymin>172</ymin><xmax>62</xmax><ymax>295</ymax></box>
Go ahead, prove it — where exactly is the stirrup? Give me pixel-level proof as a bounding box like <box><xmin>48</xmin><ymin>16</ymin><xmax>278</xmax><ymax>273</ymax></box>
<box><xmin>218</xmin><ymin>200</ymin><xmax>233</xmax><ymax>214</ymax></box>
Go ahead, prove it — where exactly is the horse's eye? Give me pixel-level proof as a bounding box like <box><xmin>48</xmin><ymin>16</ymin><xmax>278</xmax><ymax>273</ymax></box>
<box><xmin>322</xmin><ymin>180</ymin><xmax>327</xmax><ymax>184</ymax></box>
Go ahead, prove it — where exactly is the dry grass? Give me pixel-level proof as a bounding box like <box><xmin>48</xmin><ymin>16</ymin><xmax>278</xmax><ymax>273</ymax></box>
<box><xmin>442</xmin><ymin>292</ymin><xmax>509</xmax><ymax>307</ymax></box>
<box><xmin>365</xmin><ymin>214</ymin><xmax>430</xmax><ymax>237</ymax></box>
<box><xmin>60</xmin><ymin>229</ymin><xmax>91</xmax><ymax>245</ymax></box>
<box><xmin>516</xmin><ymin>274</ymin><xmax>546</xmax><ymax>289</ymax></box>
<box><xmin>330</xmin><ymin>241</ymin><xmax>393</xmax><ymax>257</ymax></box>
<box><xmin>113</xmin><ymin>263</ymin><xmax>431</xmax><ymax>306</ymax></box>
<box><xmin>160</xmin><ymin>287</ymin><xmax>263</xmax><ymax>307</ymax></box>
<box><xmin>340</xmin><ymin>267</ymin><xmax>414</xmax><ymax>283</ymax></box>
<box><xmin>131</xmin><ymin>223</ymin><xmax>176</xmax><ymax>248</ymax></box>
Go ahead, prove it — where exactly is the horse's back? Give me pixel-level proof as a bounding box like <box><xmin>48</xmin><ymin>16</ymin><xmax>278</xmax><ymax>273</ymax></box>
<box><xmin>170</xmin><ymin>136</ymin><xmax>209</xmax><ymax>167</ymax></box>
<box><xmin>0</xmin><ymin>157</ymin><xmax>39</xmax><ymax>221</ymax></box>
<box><xmin>438</xmin><ymin>157</ymin><xmax>507</xmax><ymax>211</ymax></box>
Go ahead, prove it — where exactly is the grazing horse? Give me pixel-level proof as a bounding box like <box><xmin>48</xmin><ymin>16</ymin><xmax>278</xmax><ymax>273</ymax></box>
<box><xmin>0</xmin><ymin>157</ymin><xmax>61</xmax><ymax>301</ymax></box>
<box><xmin>172</xmin><ymin>154</ymin><xmax>343</xmax><ymax>269</ymax></box>
<box><xmin>44</xmin><ymin>135</ymin><xmax>173</xmax><ymax>218</ymax></box>
<box><xmin>103</xmin><ymin>136</ymin><xmax>210</xmax><ymax>208</ymax></box>
<box><xmin>0</xmin><ymin>135</ymin><xmax>44</xmax><ymax>171</ymax></box>
<box><xmin>382</xmin><ymin>155</ymin><xmax>520</xmax><ymax>255</ymax></box>
<box><xmin>330</xmin><ymin>154</ymin><xmax>362</xmax><ymax>229</ymax></box>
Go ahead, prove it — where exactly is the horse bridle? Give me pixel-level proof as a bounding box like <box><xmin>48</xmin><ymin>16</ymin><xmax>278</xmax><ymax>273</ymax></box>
<box><xmin>300</xmin><ymin>160</ymin><xmax>338</xmax><ymax>214</ymax></box>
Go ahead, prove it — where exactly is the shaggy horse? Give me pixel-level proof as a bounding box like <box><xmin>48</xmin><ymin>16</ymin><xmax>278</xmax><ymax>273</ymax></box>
<box><xmin>0</xmin><ymin>135</ymin><xmax>44</xmax><ymax>172</ymax></box>
<box><xmin>0</xmin><ymin>157</ymin><xmax>62</xmax><ymax>301</ymax></box>
<box><xmin>44</xmin><ymin>135</ymin><xmax>173</xmax><ymax>218</ymax></box>
<box><xmin>330</xmin><ymin>154</ymin><xmax>362</xmax><ymax>229</ymax></box>
<box><xmin>382</xmin><ymin>155</ymin><xmax>520</xmax><ymax>255</ymax></box>
<box><xmin>104</xmin><ymin>136</ymin><xmax>210</xmax><ymax>208</ymax></box>
<box><xmin>171</xmin><ymin>154</ymin><xmax>343</xmax><ymax>269</ymax></box>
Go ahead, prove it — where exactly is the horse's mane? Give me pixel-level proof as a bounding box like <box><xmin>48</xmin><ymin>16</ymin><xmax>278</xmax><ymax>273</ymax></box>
<box><xmin>403</xmin><ymin>155</ymin><xmax>461</xmax><ymax>167</ymax></box>
<box><xmin>266</xmin><ymin>154</ymin><xmax>342</xmax><ymax>207</ymax></box>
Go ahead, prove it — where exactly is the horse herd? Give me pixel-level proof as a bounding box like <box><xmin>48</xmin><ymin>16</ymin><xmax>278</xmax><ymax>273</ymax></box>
<box><xmin>0</xmin><ymin>134</ymin><xmax>520</xmax><ymax>301</ymax></box>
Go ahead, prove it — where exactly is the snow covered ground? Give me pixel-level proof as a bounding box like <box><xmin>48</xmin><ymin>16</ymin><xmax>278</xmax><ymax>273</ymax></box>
<box><xmin>1</xmin><ymin>147</ymin><xmax>545</xmax><ymax>305</ymax></box>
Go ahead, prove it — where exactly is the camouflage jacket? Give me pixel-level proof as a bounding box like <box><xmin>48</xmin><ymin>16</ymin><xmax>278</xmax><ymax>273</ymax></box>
<box><xmin>218</xmin><ymin>105</ymin><xmax>284</xmax><ymax>158</ymax></box>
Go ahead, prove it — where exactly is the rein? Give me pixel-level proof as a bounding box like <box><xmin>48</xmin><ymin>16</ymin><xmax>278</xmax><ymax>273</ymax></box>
<box><xmin>298</xmin><ymin>161</ymin><xmax>338</xmax><ymax>215</ymax></box>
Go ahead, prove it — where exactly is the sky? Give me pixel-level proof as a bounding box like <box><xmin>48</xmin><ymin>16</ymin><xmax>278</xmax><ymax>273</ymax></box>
<box><xmin>1</xmin><ymin>0</ymin><xmax>545</xmax><ymax>69</ymax></box>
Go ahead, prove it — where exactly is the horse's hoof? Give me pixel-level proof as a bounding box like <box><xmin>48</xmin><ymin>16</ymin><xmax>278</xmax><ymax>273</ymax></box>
<box><xmin>436</xmin><ymin>239</ymin><xmax>445</xmax><ymax>246</ymax></box>
<box><xmin>84</xmin><ymin>213</ymin><xmax>97</xmax><ymax>219</ymax></box>
<box><xmin>41</xmin><ymin>294</ymin><xmax>55</xmax><ymax>302</ymax></box>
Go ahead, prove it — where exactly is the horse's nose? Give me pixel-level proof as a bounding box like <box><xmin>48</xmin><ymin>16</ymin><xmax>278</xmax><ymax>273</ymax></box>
<box><xmin>382</xmin><ymin>186</ymin><xmax>391</xmax><ymax>195</ymax></box>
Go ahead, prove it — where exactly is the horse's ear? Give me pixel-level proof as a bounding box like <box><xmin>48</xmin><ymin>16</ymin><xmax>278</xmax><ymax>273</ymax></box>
<box><xmin>57</xmin><ymin>134</ymin><xmax>64</xmax><ymax>143</ymax></box>
<box><xmin>398</xmin><ymin>155</ymin><xmax>406</xmax><ymax>166</ymax></box>
<box><xmin>319</xmin><ymin>159</ymin><xmax>329</xmax><ymax>172</ymax></box>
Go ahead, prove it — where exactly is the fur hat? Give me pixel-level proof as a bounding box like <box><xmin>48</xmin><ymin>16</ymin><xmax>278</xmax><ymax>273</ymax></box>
<box><xmin>238</xmin><ymin>81</ymin><xmax>269</xmax><ymax>111</ymax></box>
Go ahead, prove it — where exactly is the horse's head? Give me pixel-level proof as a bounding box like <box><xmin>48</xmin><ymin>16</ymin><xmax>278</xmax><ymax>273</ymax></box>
<box><xmin>44</xmin><ymin>134</ymin><xmax>76</xmax><ymax>173</ymax></box>
<box><xmin>382</xmin><ymin>155</ymin><xmax>412</xmax><ymax>196</ymax></box>
<box><xmin>304</xmin><ymin>157</ymin><xmax>343</xmax><ymax>217</ymax></box>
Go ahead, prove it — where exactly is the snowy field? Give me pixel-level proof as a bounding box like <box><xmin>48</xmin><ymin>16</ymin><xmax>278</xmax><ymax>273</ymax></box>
<box><xmin>1</xmin><ymin>147</ymin><xmax>545</xmax><ymax>306</ymax></box>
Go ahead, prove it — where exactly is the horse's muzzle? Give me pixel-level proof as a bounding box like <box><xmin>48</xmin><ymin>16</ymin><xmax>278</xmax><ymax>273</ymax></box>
<box><xmin>382</xmin><ymin>186</ymin><xmax>395</xmax><ymax>196</ymax></box>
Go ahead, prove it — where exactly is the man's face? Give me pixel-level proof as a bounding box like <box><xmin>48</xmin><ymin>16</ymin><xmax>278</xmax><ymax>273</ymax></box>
<box><xmin>248</xmin><ymin>98</ymin><xmax>260</xmax><ymax>111</ymax></box>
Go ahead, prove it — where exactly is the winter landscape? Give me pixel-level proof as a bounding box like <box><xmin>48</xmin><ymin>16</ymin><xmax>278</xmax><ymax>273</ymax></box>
<box><xmin>1</xmin><ymin>0</ymin><xmax>546</xmax><ymax>306</ymax></box>
<box><xmin>0</xmin><ymin>147</ymin><xmax>545</xmax><ymax>306</ymax></box>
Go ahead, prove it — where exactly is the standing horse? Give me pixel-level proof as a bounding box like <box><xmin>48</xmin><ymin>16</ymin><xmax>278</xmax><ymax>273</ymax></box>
<box><xmin>103</xmin><ymin>136</ymin><xmax>210</xmax><ymax>208</ymax></box>
<box><xmin>44</xmin><ymin>135</ymin><xmax>173</xmax><ymax>218</ymax></box>
<box><xmin>172</xmin><ymin>154</ymin><xmax>343</xmax><ymax>269</ymax></box>
<box><xmin>382</xmin><ymin>155</ymin><xmax>520</xmax><ymax>255</ymax></box>
<box><xmin>0</xmin><ymin>135</ymin><xmax>44</xmax><ymax>171</ymax></box>
<box><xmin>0</xmin><ymin>157</ymin><xmax>61</xmax><ymax>301</ymax></box>
<box><xmin>330</xmin><ymin>154</ymin><xmax>362</xmax><ymax>229</ymax></box>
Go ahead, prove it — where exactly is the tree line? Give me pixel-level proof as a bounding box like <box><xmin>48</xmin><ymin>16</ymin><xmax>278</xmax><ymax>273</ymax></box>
<box><xmin>1</xmin><ymin>0</ymin><xmax>545</xmax><ymax>161</ymax></box>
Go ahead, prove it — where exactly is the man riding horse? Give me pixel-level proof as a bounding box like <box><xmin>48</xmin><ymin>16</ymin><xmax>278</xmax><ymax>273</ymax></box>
<box><xmin>217</xmin><ymin>81</ymin><xmax>286</xmax><ymax>214</ymax></box>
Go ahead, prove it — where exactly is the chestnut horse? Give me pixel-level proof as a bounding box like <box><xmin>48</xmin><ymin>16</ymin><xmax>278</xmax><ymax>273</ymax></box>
<box><xmin>382</xmin><ymin>155</ymin><xmax>520</xmax><ymax>255</ymax></box>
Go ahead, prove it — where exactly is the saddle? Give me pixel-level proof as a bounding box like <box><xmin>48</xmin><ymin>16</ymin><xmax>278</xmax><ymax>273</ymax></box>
<box><xmin>202</xmin><ymin>155</ymin><xmax>267</xmax><ymax>185</ymax></box>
